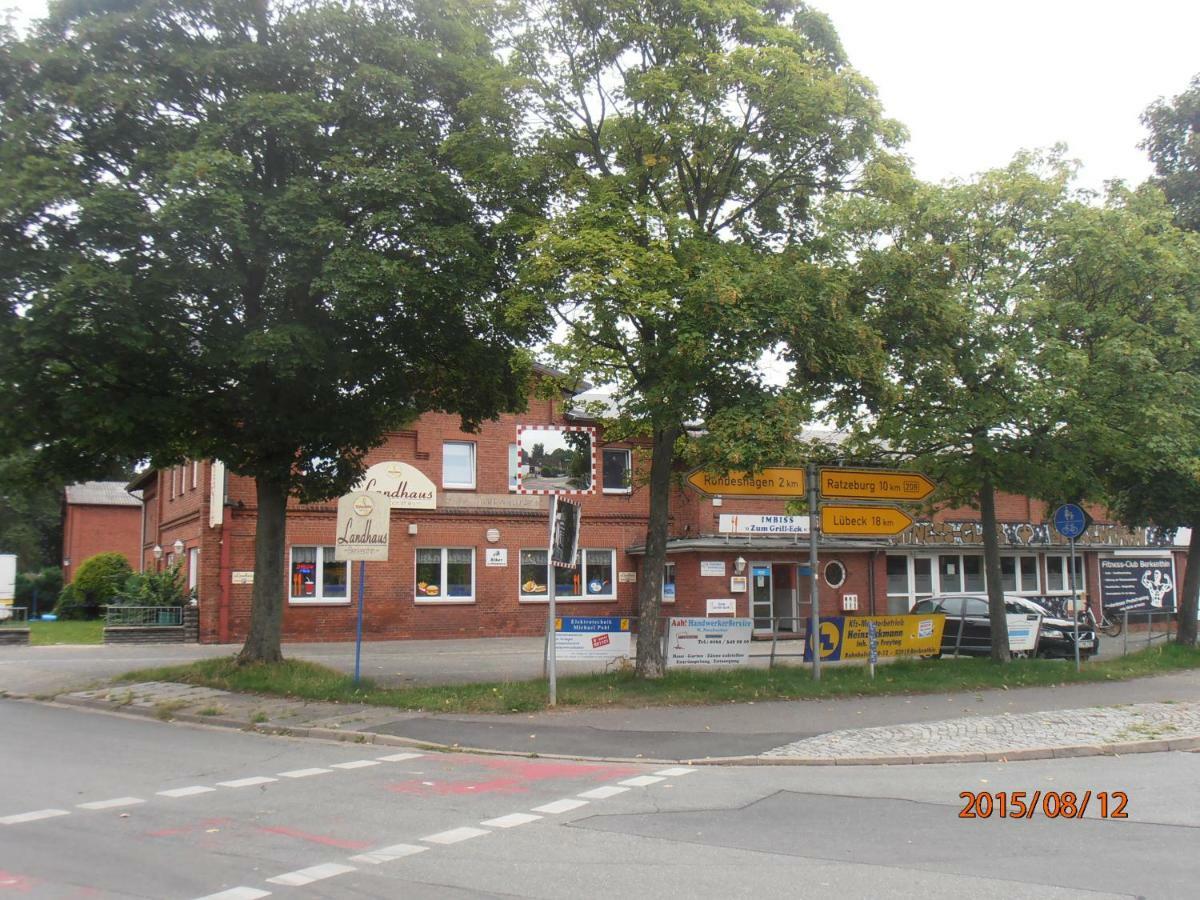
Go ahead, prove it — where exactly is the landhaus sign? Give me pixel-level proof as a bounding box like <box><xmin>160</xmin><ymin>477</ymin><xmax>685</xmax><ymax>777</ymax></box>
<box><xmin>335</xmin><ymin>491</ymin><xmax>391</xmax><ymax>561</ymax></box>
<box><xmin>351</xmin><ymin>461</ymin><xmax>436</xmax><ymax>510</ymax></box>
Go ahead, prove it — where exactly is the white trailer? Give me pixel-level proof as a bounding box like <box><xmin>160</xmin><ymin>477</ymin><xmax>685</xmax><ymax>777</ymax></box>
<box><xmin>0</xmin><ymin>553</ymin><xmax>16</xmax><ymax>606</ymax></box>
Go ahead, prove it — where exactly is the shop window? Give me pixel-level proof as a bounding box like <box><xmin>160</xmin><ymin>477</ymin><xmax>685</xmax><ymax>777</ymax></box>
<box><xmin>886</xmin><ymin>555</ymin><xmax>908</xmax><ymax>595</ymax></box>
<box><xmin>663</xmin><ymin>562</ymin><xmax>676</xmax><ymax>603</ymax></box>
<box><xmin>602</xmin><ymin>449</ymin><xmax>631</xmax><ymax>493</ymax></box>
<box><xmin>939</xmin><ymin>555</ymin><xmax>962</xmax><ymax>592</ymax></box>
<box><xmin>1045</xmin><ymin>554</ymin><xmax>1085</xmax><ymax>593</ymax></box>
<box><xmin>443</xmin><ymin>441</ymin><xmax>476</xmax><ymax>489</ymax></box>
<box><xmin>415</xmin><ymin>548</ymin><xmax>474</xmax><ymax>601</ymax></box>
<box><xmin>914</xmin><ymin>558</ymin><xmax>933</xmax><ymax>594</ymax></box>
<box><xmin>519</xmin><ymin>548</ymin><xmax>616</xmax><ymax>601</ymax></box>
<box><xmin>963</xmin><ymin>555</ymin><xmax>984</xmax><ymax>591</ymax></box>
<box><xmin>290</xmin><ymin>546</ymin><xmax>350</xmax><ymax>604</ymax></box>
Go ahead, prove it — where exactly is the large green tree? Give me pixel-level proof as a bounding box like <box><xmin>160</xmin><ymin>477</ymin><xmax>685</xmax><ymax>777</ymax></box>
<box><xmin>510</xmin><ymin>0</ymin><xmax>902</xmax><ymax>677</ymax></box>
<box><xmin>0</xmin><ymin>0</ymin><xmax>533</xmax><ymax>661</ymax></box>
<box><xmin>831</xmin><ymin>154</ymin><xmax>1082</xmax><ymax>663</ymax></box>
<box><xmin>1035</xmin><ymin>184</ymin><xmax>1200</xmax><ymax>646</ymax></box>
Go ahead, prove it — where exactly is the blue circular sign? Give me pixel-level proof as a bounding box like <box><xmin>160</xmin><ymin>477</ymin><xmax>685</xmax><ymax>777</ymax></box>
<box><xmin>1053</xmin><ymin>503</ymin><xmax>1088</xmax><ymax>540</ymax></box>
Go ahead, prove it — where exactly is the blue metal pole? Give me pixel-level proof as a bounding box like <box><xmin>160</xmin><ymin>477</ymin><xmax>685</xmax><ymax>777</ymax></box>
<box><xmin>354</xmin><ymin>560</ymin><xmax>366</xmax><ymax>684</ymax></box>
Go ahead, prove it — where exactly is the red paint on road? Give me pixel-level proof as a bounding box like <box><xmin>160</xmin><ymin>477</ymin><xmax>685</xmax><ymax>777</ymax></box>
<box><xmin>257</xmin><ymin>825</ymin><xmax>370</xmax><ymax>850</ymax></box>
<box><xmin>0</xmin><ymin>870</ymin><xmax>38</xmax><ymax>892</ymax></box>
<box><xmin>386</xmin><ymin>757</ymin><xmax>642</xmax><ymax>796</ymax></box>
<box><xmin>387</xmin><ymin>777</ymin><xmax>529</xmax><ymax>796</ymax></box>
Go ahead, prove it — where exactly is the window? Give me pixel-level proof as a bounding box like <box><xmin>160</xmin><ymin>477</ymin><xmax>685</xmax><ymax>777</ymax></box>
<box><xmin>519</xmin><ymin>548</ymin><xmax>617</xmax><ymax>601</ymax></box>
<box><xmin>415</xmin><ymin>548</ymin><xmax>474</xmax><ymax>601</ymax></box>
<box><xmin>824</xmin><ymin>560</ymin><xmax>846</xmax><ymax>588</ymax></box>
<box><xmin>886</xmin><ymin>556</ymin><xmax>935</xmax><ymax>613</ymax></box>
<box><xmin>963</xmin><ymin>555</ymin><xmax>984</xmax><ymax>591</ymax></box>
<box><xmin>939</xmin><ymin>555</ymin><xmax>962</xmax><ymax>592</ymax></box>
<box><xmin>443</xmin><ymin>441</ymin><xmax>475</xmax><ymax>489</ymax></box>
<box><xmin>290</xmin><ymin>546</ymin><xmax>350</xmax><ymax>604</ymax></box>
<box><xmin>663</xmin><ymin>562</ymin><xmax>676</xmax><ymax>603</ymax></box>
<box><xmin>188</xmin><ymin>547</ymin><xmax>200</xmax><ymax>593</ymax></box>
<box><xmin>1000</xmin><ymin>555</ymin><xmax>1040</xmax><ymax>593</ymax></box>
<box><xmin>1045</xmin><ymin>554</ymin><xmax>1085</xmax><ymax>593</ymax></box>
<box><xmin>602</xmin><ymin>448</ymin><xmax>631</xmax><ymax>493</ymax></box>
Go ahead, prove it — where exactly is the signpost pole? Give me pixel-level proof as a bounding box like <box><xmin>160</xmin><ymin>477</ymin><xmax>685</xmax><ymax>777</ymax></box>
<box><xmin>808</xmin><ymin>462</ymin><xmax>821</xmax><ymax>682</ymax></box>
<box><xmin>1069</xmin><ymin>537</ymin><xmax>1080</xmax><ymax>673</ymax></box>
<box><xmin>354</xmin><ymin>560</ymin><xmax>366</xmax><ymax>684</ymax></box>
<box><xmin>547</xmin><ymin>498</ymin><xmax>558</xmax><ymax>708</ymax></box>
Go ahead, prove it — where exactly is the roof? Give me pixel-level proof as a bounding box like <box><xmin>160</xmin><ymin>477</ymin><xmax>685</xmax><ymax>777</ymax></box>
<box><xmin>126</xmin><ymin>469</ymin><xmax>157</xmax><ymax>492</ymax></box>
<box><xmin>64</xmin><ymin>481</ymin><xmax>142</xmax><ymax>507</ymax></box>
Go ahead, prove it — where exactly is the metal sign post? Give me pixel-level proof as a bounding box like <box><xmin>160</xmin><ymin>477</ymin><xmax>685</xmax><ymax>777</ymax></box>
<box><xmin>1052</xmin><ymin>503</ymin><xmax>1090</xmax><ymax>673</ymax></box>
<box><xmin>354</xmin><ymin>560</ymin><xmax>366</xmax><ymax>683</ymax></box>
<box><xmin>546</xmin><ymin>496</ymin><xmax>581</xmax><ymax>707</ymax></box>
<box><xmin>335</xmin><ymin>491</ymin><xmax>391</xmax><ymax>686</ymax></box>
<box><xmin>808</xmin><ymin>462</ymin><xmax>821</xmax><ymax>682</ymax></box>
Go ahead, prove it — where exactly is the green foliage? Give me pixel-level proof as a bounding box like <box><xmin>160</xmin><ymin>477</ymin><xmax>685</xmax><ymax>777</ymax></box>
<box><xmin>1141</xmin><ymin>74</ymin><xmax>1200</xmax><ymax>232</ymax></box>
<box><xmin>57</xmin><ymin>552</ymin><xmax>132</xmax><ymax>619</ymax></box>
<box><xmin>113</xmin><ymin>563</ymin><xmax>188</xmax><ymax>608</ymax></box>
<box><xmin>14</xmin><ymin>566</ymin><xmax>63</xmax><ymax>614</ymax></box>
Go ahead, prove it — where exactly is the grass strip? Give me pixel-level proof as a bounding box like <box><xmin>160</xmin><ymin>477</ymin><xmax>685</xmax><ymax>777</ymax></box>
<box><xmin>116</xmin><ymin>643</ymin><xmax>1200</xmax><ymax>715</ymax></box>
<box><xmin>28</xmin><ymin>619</ymin><xmax>104</xmax><ymax>645</ymax></box>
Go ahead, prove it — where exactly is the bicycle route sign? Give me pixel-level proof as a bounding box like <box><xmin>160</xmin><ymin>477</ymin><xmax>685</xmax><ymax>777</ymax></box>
<box><xmin>1052</xmin><ymin>503</ymin><xmax>1091</xmax><ymax>541</ymax></box>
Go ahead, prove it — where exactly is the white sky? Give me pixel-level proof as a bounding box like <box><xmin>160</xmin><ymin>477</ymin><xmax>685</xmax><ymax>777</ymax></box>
<box><xmin>5</xmin><ymin>0</ymin><xmax>1195</xmax><ymax>190</ymax></box>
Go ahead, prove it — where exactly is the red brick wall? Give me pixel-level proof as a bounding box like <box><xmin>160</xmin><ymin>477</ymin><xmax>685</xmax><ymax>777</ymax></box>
<box><xmin>62</xmin><ymin>504</ymin><xmax>142</xmax><ymax>584</ymax></box>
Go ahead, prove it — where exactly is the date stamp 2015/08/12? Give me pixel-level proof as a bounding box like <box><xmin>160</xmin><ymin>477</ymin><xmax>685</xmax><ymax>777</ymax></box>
<box><xmin>959</xmin><ymin>791</ymin><xmax>1128</xmax><ymax>820</ymax></box>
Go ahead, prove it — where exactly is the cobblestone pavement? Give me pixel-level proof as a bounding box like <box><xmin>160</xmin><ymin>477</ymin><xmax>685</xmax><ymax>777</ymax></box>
<box><xmin>762</xmin><ymin>701</ymin><xmax>1200</xmax><ymax>760</ymax></box>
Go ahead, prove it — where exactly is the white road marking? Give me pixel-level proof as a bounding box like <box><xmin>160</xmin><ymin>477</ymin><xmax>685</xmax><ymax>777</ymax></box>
<box><xmin>421</xmin><ymin>826</ymin><xmax>490</xmax><ymax>845</ymax></box>
<box><xmin>0</xmin><ymin>809</ymin><xmax>70</xmax><ymax>825</ymax></box>
<box><xmin>655</xmin><ymin>767</ymin><xmax>696</xmax><ymax>777</ymax></box>
<box><xmin>480</xmin><ymin>813</ymin><xmax>542</xmax><ymax>828</ymax></box>
<box><xmin>193</xmin><ymin>888</ymin><xmax>272</xmax><ymax>900</ymax></box>
<box><xmin>577</xmin><ymin>786</ymin><xmax>629</xmax><ymax>800</ymax></box>
<box><xmin>277</xmin><ymin>768</ymin><xmax>332</xmax><ymax>778</ymax></box>
<box><xmin>265</xmin><ymin>863</ymin><xmax>356</xmax><ymax>887</ymax></box>
<box><xmin>217</xmin><ymin>776</ymin><xmax>277</xmax><ymax>788</ymax></box>
<box><xmin>159</xmin><ymin>786</ymin><xmax>217</xmax><ymax>798</ymax></box>
<box><xmin>349</xmin><ymin>843</ymin><xmax>429</xmax><ymax>865</ymax></box>
<box><xmin>77</xmin><ymin>797</ymin><xmax>144</xmax><ymax>810</ymax></box>
<box><xmin>531</xmin><ymin>798</ymin><xmax>589</xmax><ymax>814</ymax></box>
<box><xmin>377</xmin><ymin>752</ymin><xmax>423</xmax><ymax>762</ymax></box>
<box><xmin>619</xmin><ymin>775</ymin><xmax>665</xmax><ymax>787</ymax></box>
<box><xmin>330</xmin><ymin>760</ymin><xmax>380</xmax><ymax>770</ymax></box>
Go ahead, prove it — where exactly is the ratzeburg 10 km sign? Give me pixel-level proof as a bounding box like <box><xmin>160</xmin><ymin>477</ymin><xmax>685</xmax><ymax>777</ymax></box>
<box><xmin>818</xmin><ymin>466</ymin><xmax>935</xmax><ymax>538</ymax></box>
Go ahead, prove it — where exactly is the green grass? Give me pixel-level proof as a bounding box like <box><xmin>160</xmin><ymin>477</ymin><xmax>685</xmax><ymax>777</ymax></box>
<box><xmin>27</xmin><ymin>619</ymin><xmax>104</xmax><ymax>645</ymax></box>
<box><xmin>116</xmin><ymin>643</ymin><xmax>1200</xmax><ymax>715</ymax></box>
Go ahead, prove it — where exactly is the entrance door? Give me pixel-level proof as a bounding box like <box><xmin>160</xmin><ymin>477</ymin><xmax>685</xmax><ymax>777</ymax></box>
<box><xmin>751</xmin><ymin>564</ymin><xmax>773</xmax><ymax>632</ymax></box>
<box><xmin>772</xmin><ymin>564</ymin><xmax>797</xmax><ymax>632</ymax></box>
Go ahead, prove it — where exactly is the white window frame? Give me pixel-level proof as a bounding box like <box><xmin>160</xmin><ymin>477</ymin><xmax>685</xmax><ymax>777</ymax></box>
<box><xmin>601</xmin><ymin>448</ymin><xmax>632</xmax><ymax>494</ymax></box>
<box><xmin>415</xmin><ymin>547</ymin><xmax>476</xmax><ymax>604</ymax></box>
<box><xmin>443</xmin><ymin>441</ymin><xmax>476</xmax><ymax>490</ymax></box>
<box><xmin>662</xmin><ymin>561</ymin><xmax>676</xmax><ymax>604</ymax></box>
<box><xmin>1000</xmin><ymin>554</ymin><xmax>1040</xmax><ymax>594</ymax></box>
<box><xmin>288</xmin><ymin>545</ymin><xmax>351</xmax><ymax>605</ymax></box>
<box><xmin>1045</xmin><ymin>554</ymin><xmax>1086</xmax><ymax>595</ymax></box>
<box><xmin>519</xmin><ymin>548</ymin><xmax>617</xmax><ymax>602</ymax></box>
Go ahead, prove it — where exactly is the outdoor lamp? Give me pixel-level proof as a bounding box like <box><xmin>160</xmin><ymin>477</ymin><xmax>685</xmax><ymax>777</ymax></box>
<box><xmin>734</xmin><ymin>557</ymin><xmax>747</xmax><ymax>575</ymax></box>
<box><xmin>173</xmin><ymin>539</ymin><xmax>185</xmax><ymax>556</ymax></box>
<box><xmin>152</xmin><ymin>545</ymin><xmax>163</xmax><ymax>560</ymax></box>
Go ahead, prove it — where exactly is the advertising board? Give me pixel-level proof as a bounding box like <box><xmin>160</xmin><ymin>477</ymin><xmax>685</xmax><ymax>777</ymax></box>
<box><xmin>554</xmin><ymin>617</ymin><xmax>631</xmax><ymax>661</ymax></box>
<box><xmin>666</xmin><ymin>617</ymin><xmax>753</xmax><ymax>668</ymax></box>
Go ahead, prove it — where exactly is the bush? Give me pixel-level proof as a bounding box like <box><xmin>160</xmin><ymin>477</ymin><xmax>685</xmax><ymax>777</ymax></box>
<box><xmin>57</xmin><ymin>552</ymin><xmax>131</xmax><ymax>619</ymax></box>
<box><xmin>15</xmin><ymin>566</ymin><xmax>63</xmax><ymax>615</ymax></box>
<box><xmin>113</xmin><ymin>563</ymin><xmax>188</xmax><ymax>608</ymax></box>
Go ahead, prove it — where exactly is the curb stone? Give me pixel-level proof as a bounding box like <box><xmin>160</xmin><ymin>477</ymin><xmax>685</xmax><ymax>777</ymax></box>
<box><xmin>19</xmin><ymin>691</ymin><xmax>1200</xmax><ymax>768</ymax></box>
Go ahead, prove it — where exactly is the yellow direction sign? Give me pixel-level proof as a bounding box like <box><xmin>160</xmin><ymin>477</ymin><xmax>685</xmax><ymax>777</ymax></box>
<box><xmin>821</xmin><ymin>504</ymin><xmax>914</xmax><ymax>537</ymax></box>
<box><xmin>686</xmin><ymin>467</ymin><xmax>806</xmax><ymax>498</ymax></box>
<box><xmin>818</xmin><ymin>467</ymin><xmax>936</xmax><ymax>502</ymax></box>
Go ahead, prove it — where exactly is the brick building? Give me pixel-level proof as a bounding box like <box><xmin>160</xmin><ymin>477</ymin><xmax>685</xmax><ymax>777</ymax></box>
<box><xmin>61</xmin><ymin>481</ymin><xmax>143</xmax><ymax>584</ymax></box>
<box><xmin>132</xmin><ymin>380</ymin><xmax>1190</xmax><ymax>645</ymax></box>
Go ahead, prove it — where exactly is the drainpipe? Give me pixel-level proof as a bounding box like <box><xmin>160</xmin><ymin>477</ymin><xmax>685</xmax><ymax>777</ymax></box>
<box><xmin>218</xmin><ymin>524</ymin><xmax>231</xmax><ymax>643</ymax></box>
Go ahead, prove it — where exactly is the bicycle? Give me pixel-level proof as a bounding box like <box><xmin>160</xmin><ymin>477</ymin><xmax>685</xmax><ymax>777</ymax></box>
<box><xmin>1084</xmin><ymin>606</ymin><xmax>1123</xmax><ymax>638</ymax></box>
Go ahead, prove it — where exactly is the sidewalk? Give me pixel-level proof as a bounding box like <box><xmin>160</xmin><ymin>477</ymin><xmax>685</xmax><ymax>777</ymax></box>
<box><xmin>45</xmin><ymin>666</ymin><xmax>1200</xmax><ymax>766</ymax></box>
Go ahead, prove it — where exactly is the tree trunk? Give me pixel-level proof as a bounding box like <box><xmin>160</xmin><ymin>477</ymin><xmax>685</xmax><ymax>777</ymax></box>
<box><xmin>635</xmin><ymin>423</ymin><xmax>682</xmax><ymax>679</ymax></box>
<box><xmin>980</xmin><ymin>470</ymin><xmax>1011</xmax><ymax>662</ymax></box>
<box><xmin>237</xmin><ymin>474</ymin><xmax>289</xmax><ymax>664</ymax></box>
<box><xmin>1176</xmin><ymin>526</ymin><xmax>1200</xmax><ymax>646</ymax></box>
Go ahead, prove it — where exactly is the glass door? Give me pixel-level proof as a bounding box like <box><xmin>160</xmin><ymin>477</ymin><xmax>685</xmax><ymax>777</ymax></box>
<box><xmin>751</xmin><ymin>564</ymin><xmax>773</xmax><ymax>632</ymax></box>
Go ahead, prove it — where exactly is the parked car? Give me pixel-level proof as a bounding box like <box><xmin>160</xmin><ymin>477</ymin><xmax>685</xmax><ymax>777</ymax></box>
<box><xmin>910</xmin><ymin>593</ymin><xmax>1098</xmax><ymax>660</ymax></box>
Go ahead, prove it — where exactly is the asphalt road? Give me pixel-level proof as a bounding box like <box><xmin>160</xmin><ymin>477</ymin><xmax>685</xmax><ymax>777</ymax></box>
<box><xmin>2</xmin><ymin>700</ymin><xmax>1197</xmax><ymax>898</ymax></box>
